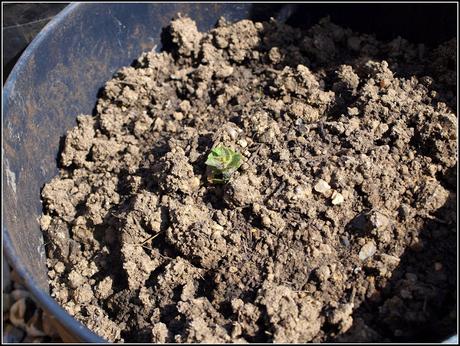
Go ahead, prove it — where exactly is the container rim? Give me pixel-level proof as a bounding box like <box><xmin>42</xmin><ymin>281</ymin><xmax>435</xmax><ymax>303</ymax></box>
<box><xmin>3</xmin><ymin>2</ymin><xmax>106</xmax><ymax>343</ymax></box>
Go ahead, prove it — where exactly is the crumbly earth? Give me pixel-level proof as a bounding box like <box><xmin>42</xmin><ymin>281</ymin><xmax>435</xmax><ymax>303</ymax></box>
<box><xmin>41</xmin><ymin>16</ymin><xmax>457</xmax><ymax>342</ymax></box>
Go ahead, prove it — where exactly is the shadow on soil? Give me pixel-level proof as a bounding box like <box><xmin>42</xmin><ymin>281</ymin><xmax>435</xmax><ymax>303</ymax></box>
<box><xmin>334</xmin><ymin>189</ymin><xmax>457</xmax><ymax>342</ymax></box>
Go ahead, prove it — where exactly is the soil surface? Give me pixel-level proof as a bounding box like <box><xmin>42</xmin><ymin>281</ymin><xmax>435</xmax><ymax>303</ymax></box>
<box><xmin>41</xmin><ymin>15</ymin><xmax>457</xmax><ymax>342</ymax></box>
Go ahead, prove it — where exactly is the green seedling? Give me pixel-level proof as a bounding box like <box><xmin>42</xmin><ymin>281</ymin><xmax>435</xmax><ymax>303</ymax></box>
<box><xmin>205</xmin><ymin>144</ymin><xmax>242</xmax><ymax>184</ymax></box>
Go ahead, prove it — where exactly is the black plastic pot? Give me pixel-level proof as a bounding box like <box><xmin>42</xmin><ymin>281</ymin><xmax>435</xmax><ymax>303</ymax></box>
<box><xmin>3</xmin><ymin>3</ymin><xmax>68</xmax><ymax>82</ymax></box>
<box><xmin>3</xmin><ymin>3</ymin><xmax>457</xmax><ymax>342</ymax></box>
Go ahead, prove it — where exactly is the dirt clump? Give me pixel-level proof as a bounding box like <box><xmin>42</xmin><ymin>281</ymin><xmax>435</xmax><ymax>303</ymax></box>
<box><xmin>41</xmin><ymin>15</ymin><xmax>457</xmax><ymax>342</ymax></box>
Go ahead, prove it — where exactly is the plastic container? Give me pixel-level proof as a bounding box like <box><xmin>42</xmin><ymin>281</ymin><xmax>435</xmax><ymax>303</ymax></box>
<box><xmin>3</xmin><ymin>3</ymin><xmax>68</xmax><ymax>82</ymax></box>
<box><xmin>3</xmin><ymin>3</ymin><xmax>456</xmax><ymax>342</ymax></box>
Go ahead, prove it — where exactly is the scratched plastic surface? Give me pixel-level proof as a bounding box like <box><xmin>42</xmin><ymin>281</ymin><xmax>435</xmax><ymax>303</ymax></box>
<box><xmin>3</xmin><ymin>3</ymin><xmax>456</xmax><ymax>342</ymax></box>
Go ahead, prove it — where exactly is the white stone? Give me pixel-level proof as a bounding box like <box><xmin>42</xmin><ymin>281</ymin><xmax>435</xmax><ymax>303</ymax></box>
<box><xmin>331</xmin><ymin>190</ymin><xmax>344</xmax><ymax>205</ymax></box>
<box><xmin>347</xmin><ymin>107</ymin><xmax>359</xmax><ymax>116</ymax></box>
<box><xmin>314</xmin><ymin>179</ymin><xmax>331</xmax><ymax>194</ymax></box>
<box><xmin>238</xmin><ymin>139</ymin><xmax>248</xmax><ymax>148</ymax></box>
<box><xmin>359</xmin><ymin>241</ymin><xmax>377</xmax><ymax>261</ymax></box>
<box><xmin>227</xmin><ymin>127</ymin><xmax>239</xmax><ymax>140</ymax></box>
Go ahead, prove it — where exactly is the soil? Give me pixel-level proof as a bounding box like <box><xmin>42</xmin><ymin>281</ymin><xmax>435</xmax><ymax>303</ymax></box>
<box><xmin>40</xmin><ymin>15</ymin><xmax>457</xmax><ymax>343</ymax></box>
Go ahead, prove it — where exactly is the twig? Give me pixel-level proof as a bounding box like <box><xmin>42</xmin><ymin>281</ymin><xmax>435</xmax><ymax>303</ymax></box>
<box><xmin>264</xmin><ymin>180</ymin><xmax>286</xmax><ymax>203</ymax></box>
<box><xmin>140</xmin><ymin>232</ymin><xmax>162</xmax><ymax>244</ymax></box>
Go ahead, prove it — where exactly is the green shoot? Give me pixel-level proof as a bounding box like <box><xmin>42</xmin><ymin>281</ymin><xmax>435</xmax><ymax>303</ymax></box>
<box><xmin>205</xmin><ymin>144</ymin><xmax>242</xmax><ymax>184</ymax></box>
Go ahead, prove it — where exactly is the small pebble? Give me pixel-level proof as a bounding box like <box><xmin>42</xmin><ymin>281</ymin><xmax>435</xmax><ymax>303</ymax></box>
<box><xmin>261</xmin><ymin>215</ymin><xmax>271</xmax><ymax>227</ymax></box>
<box><xmin>179</xmin><ymin>100</ymin><xmax>191</xmax><ymax>113</ymax></box>
<box><xmin>172</xmin><ymin>111</ymin><xmax>184</xmax><ymax>121</ymax></box>
<box><xmin>217</xmin><ymin>64</ymin><xmax>234</xmax><ymax>78</ymax></box>
<box><xmin>331</xmin><ymin>190</ymin><xmax>344</xmax><ymax>205</ymax></box>
<box><xmin>229</xmin><ymin>266</ymin><xmax>238</xmax><ymax>273</ymax></box>
<box><xmin>268</xmin><ymin>47</ymin><xmax>282</xmax><ymax>63</ymax></box>
<box><xmin>359</xmin><ymin>241</ymin><xmax>377</xmax><ymax>261</ymax></box>
<box><xmin>369</xmin><ymin>211</ymin><xmax>390</xmax><ymax>229</ymax></box>
<box><xmin>347</xmin><ymin>107</ymin><xmax>359</xmax><ymax>116</ymax></box>
<box><xmin>434</xmin><ymin>262</ymin><xmax>443</xmax><ymax>271</ymax></box>
<box><xmin>67</xmin><ymin>271</ymin><xmax>85</xmax><ymax>289</ymax></box>
<box><xmin>314</xmin><ymin>179</ymin><xmax>331</xmax><ymax>194</ymax></box>
<box><xmin>39</xmin><ymin>214</ymin><xmax>52</xmax><ymax>231</ymax></box>
<box><xmin>240</xmin><ymin>163</ymin><xmax>249</xmax><ymax>171</ymax></box>
<box><xmin>279</xmin><ymin>149</ymin><xmax>290</xmax><ymax>161</ymax></box>
<box><xmin>237</xmin><ymin>139</ymin><xmax>248</xmax><ymax>148</ymax></box>
<box><xmin>54</xmin><ymin>262</ymin><xmax>65</xmax><ymax>274</ymax></box>
<box><xmin>295</xmin><ymin>184</ymin><xmax>311</xmax><ymax>199</ymax></box>
<box><xmin>227</xmin><ymin>127</ymin><xmax>239</xmax><ymax>140</ymax></box>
